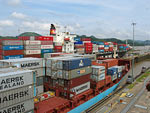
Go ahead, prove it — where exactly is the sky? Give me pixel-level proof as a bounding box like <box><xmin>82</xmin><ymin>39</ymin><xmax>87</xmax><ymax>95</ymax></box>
<box><xmin>0</xmin><ymin>0</ymin><xmax>150</xmax><ymax>40</ymax></box>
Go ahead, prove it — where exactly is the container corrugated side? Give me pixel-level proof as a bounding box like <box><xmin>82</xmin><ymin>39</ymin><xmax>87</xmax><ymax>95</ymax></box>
<box><xmin>24</xmin><ymin>41</ymin><xmax>41</xmax><ymax>45</ymax></box>
<box><xmin>2</xmin><ymin>40</ymin><xmax>23</xmax><ymax>45</ymax></box>
<box><xmin>24</xmin><ymin>50</ymin><xmax>41</xmax><ymax>55</ymax></box>
<box><xmin>3</xmin><ymin>45</ymin><xmax>24</xmax><ymax>50</ymax></box>
<box><xmin>41</xmin><ymin>49</ymin><xmax>53</xmax><ymax>54</ymax></box>
<box><xmin>62</xmin><ymin>57</ymin><xmax>91</xmax><ymax>70</ymax></box>
<box><xmin>36</xmin><ymin>76</ymin><xmax>43</xmax><ymax>86</ymax></box>
<box><xmin>3</xmin><ymin>55</ymin><xmax>24</xmax><ymax>59</ymax></box>
<box><xmin>24</xmin><ymin>45</ymin><xmax>41</xmax><ymax>50</ymax></box>
<box><xmin>62</xmin><ymin>66</ymin><xmax>92</xmax><ymax>79</ymax></box>
<box><xmin>0</xmin><ymin>58</ymin><xmax>44</xmax><ymax>69</ymax></box>
<box><xmin>36</xmin><ymin>85</ymin><xmax>44</xmax><ymax>96</ymax></box>
<box><xmin>0</xmin><ymin>70</ymin><xmax>35</xmax><ymax>93</ymax></box>
<box><xmin>91</xmin><ymin>73</ymin><xmax>105</xmax><ymax>82</ymax></box>
<box><xmin>70</xmin><ymin>81</ymin><xmax>90</xmax><ymax>97</ymax></box>
<box><xmin>0</xmin><ymin>99</ymin><xmax>34</xmax><ymax>113</ymax></box>
<box><xmin>41</xmin><ymin>45</ymin><xmax>53</xmax><ymax>49</ymax></box>
<box><xmin>32</xmin><ymin>67</ymin><xmax>45</xmax><ymax>77</ymax></box>
<box><xmin>0</xmin><ymin>85</ymin><xmax>34</xmax><ymax>109</ymax></box>
<box><xmin>92</xmin><ymin>65</ymin><xmax>105</xmax><ymax>75</ymax></box>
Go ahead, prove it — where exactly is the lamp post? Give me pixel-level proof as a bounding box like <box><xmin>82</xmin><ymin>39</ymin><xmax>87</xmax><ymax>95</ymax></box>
<box><xmin>131</xmin><ymin>22</ymin><xmax>136</xmax><ymax>81</ymax></box>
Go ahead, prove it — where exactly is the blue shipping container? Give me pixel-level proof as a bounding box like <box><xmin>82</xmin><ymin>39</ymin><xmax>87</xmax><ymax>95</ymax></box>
<box><xmin>107</xmin><ymin>67</ymin><xmax>118</xmax><ymax>75</ymax></box>
<box><xmin>74</xmin><ymin>37</ymin><xmax>81</xmax><ymax>41</ymax></box>
<box><xmin>63</xmin><ymin>58</ymin><xmax>91</xmax><ymax>70</ymax></box>
<box><xmin>41</xmin><ymin>49</ymin><xmax>53</xmax><ymax>53</ymax></box>
<box><xmin>98</xmin><ymin>50</ymin><xmax>104</xmax><ymax>53</ymax></box>
<box><xmin>3</xmin><ymin>45</ymin><xmax>24</xmax><ymax>50</ymax></box>
<box><xmin>3</xmin><ymin>55</ymin><xmax>24</xmax><ymax>59</ymax></box>
<box><xmin>104</xmin><ymin>45</ymin><xmax>109</xmax><ymax>47</ymax></box>
<box><xmin>74</xmin><ymin>41</ymin><xmax>83</xmax><ymax>45</ymax></box>
<box><xmin>98</xmin><ymin>42</ymin><xmax>104</xmax><ymax>45</ymax></box>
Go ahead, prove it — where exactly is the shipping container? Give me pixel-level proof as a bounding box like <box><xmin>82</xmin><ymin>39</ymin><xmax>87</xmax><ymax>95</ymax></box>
<box><xmin>24</xmin><ymin>54</ymin><xmax>41</xmax><ymax>58</ymax></box>
<box><xmin>0</xmin><ymin>99</ymin><xmax>34</xmax><ymax>113</ymax></box>
<box><xmin>0</xmin><ymin>55</ymin><xmax>2</xmax><ymax>60</ymax></box>
<box><xmin>0</xmin><ymin>57</ymin><xmax>44</xmax><ymax>69</ymax></box>
<box><xmin>61</xmin><ymin>57</ymin><xmax>91</xmax><ymax>70</ymax></box>
<box><xmin>0</xmin><ymin>85</ymin><xmax>34</xmax><ymax>109</ymax></box>
<box><xmin>41</xmin><ymin>45</ymin><xmax>53</xmax><ymax>49</ymax></box>
<box><xmin>1</xmin><ymin>50</ymin><xmax>24</xmax><ymax>56</ymax></box>
<box><xmin>41</xmin><ymin>41</ymin><xmax>53</xmax><ymax>45</ymax></box>
<box><xmin>24</xmin><ymin>41</ymin><xmax>41</xmax><ymax>45</ymax></box>
<box><xmin>70</xmin><ymin>81</ymin><xmax>90</xmax><ymax>97</ymax></box>
<box><xmin>2</xmin><ymin>40</ymin><xmax>23</xmax><ymax>45</ymax></box>
<box><xmin>36</xmin><ymin>36</ymin><xmax>53</xmax><ymax>41</ymax></box>
<box><xmin>33</xmin><ymin>68</ymin><xmax>45</xmax><ymax>77</ymax></box>
<box><xmin>41</xmin><ymin>49</ymin><xmax>53</xmax><ymax>54</ymax></box>
<box><xmin>2</xmin><ymin>45</ymin><xmax>24</xmax><ymax>50</ymax></box>
<box><xmin>81</xmin><ymin>38</ymin><xmax>91</xmax><ymax>41</ymax></box>
<box><xmin>3</xmin><ymin>55</ymin><xmax>24</xmax><ymax>59</ymax></box>
<box><xmin>24</xmin><ymin>45</ymin><xmax>41</xmax><ymax>50</ymax></box>
<box><xmin>18</xmin><ymin>36</ymin><xmax>30</xmax><ymax>40</ymax></box>
<box><xmin>63</xmin><ymin>74</ymin><xmax>90</xmax><ymax>88</ymax></box>
<box><xmin>74</xmin><ymin>41</ymin><xmax>83</xmax><ymax>45</ymax></box>
<box><xmin>91</xmin><ymin>73</ymin><xmax>105</xmax><ymax>82</ymax></box>
<box><xmin>61</xmin><ymin>66</ymin><xmax>92</xmax><ymax>79</ymax></box>
<box><xmin>0</xmin><ymin>69</ymin><xmax>35</xmax><ymax>92</ymax></box>
<box><xmin>36</xmin><ymin>85</ymin><xmax>44</xmax><ymax>96</ymax></box>
<box><xmin>24</xmin><ymin>50</ymin><xmax>41</xmax><ymax>55</ymax></box>
<box><xmin>36</xmin><ymin>76</ymin><xmax>44</xmax><ymax>86</ymax></box>
<box><xmin>92</xmin><ymin>65</ymin><xmax>105</xmax><ymax>75</ymax></box>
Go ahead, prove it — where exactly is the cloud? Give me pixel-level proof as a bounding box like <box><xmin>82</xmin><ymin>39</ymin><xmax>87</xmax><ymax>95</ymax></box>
<box><xmin>0</xmin><ymin>20</ymin><xmax>14</xmax><ymax>27</ymax></box>
<box><xmin>11</xmin><ymin>12</ymin><xmax>27</xmax><ymax>19</ymax></box>
<box><xmin>22</xmin><ymin>21</ymin><xmax>50</xmax><ymax>31</ymax></box>
<box><xmin>5</xmin><ymin>0</ymin><xmax>21</xmax><ymax>6</ymax></box>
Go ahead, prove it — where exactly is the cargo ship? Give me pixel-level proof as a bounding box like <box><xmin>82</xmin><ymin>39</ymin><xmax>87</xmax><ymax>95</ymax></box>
<box><xmin>0</xmin><ymin>24</ymin><xmax>131</xmax><ymax>113</ymax></box>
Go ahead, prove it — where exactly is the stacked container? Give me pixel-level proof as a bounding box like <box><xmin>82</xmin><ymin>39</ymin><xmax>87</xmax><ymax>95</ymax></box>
<box><xmin>0</xmin><ymin>57</ymin><xmax>45</xmax><ymax>96</ymax></box>
<box><xmin>24</xmin><ymin>40</ymin><xmax>41</xmax><ymax>58</ymax></box>
<box><xmin>92</xmin><ymin>44</ymin><xmax>98</xmax><ymax>53</ymax></box>
<box><xmin>108</xmin><ymin>42</ymin><xmax>114</xmax><ymax>52</ymax></box>
<box><xmin>0</xmin><ymin>68</ymin><xmax>35</xmax><ymax>112</ymax></box>
<box><xmin>104</xmin><ymin>42</ymin><xmax>109</xmax><ymax>52</ymax></box>
<box><xmin>0</xmin><ymin>40</ymin><xmax>24</xmax><ymax>59</ymax></box>
<box><xmin>91</xmin><ymin>65</ymin><xmax>105</xmax><ymax>82</ymax></box>
<box><xmin>118</xmin><ymin>44</ymin><xmax>128</xmax><ymax>51</ymax></box>
<box><xmin>54</xmin><ymin>42</ymin><xmax>63</xmax><ymax>52</ymax></box>
<box><xmin>74</xmin><ymin>41</ymin><xmax>84</xmax><ymax>54</ymax></box>
<box><xmin>98</xmin><ymin>42</ymin><xmax>104</xmax><ymax>53</ymax></box>
<box><xmin>45</xmin><ymin>56</ymin><xmax>92</xmax><ymax>99</ymax></box>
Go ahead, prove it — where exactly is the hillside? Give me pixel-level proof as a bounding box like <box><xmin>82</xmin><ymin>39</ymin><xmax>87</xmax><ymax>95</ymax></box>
<box><xmin>77</xmin><ymin>35</ymin><xmax>148</xmax><ymax>46</ymax></box>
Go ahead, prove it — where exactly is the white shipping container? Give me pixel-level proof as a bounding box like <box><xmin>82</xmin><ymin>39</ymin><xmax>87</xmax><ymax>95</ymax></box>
<box><xmin>36</xmin><ymin>85</ymin><xmax>44</xmax><ymax>96</ymax></box>
<box><xmin>62</xmin><ymin>42</ymin><xmax>74</xmax><ymax>53</ymax></box>
<box><xmin>104</xmin><ymin>47</ymin><xmax>109</xmax><ymax>49</ymax></box>
<box><xmin>33</xmin><ymin>68</ymin><xmax>45</xmax><ymax>77</ymax></box>
<box><xmin>99</xmin><ymin>45</ymin><xmax>104</xmax><ymax>47</ymax></box>
<box><xmin>92</xmin><ymin>65</ymin><xmax>105</xmax><ymax>75</ymax></box>
<box><xmin>2</xmin><ymin>40</ymin><xmax>23</xmax><ymax>45</ymax></box>
<box><xmin>24</xmin><ymin>40</ymin><xmax>41</xmax><ymax>45</ymax></box>
<box><xmin>70</xmin><ymin>81</ymin><xmax>90</xmax><ymax>97</ymax></box>
<box><xmin>0</xmin><ymin>85</ymin><xmax>34</xmax><ymax>109</ymax></box>
<box><xmin>0</xmin><ymin>69</ymin><xmax>35</xmax><ymax>93</ymax></box>
<box><xmin>0</xmin><ymin>58</ymin><xmax>44</xmax><ymax>69</ymax></box>
<box><xmin>0</xmin><ymin>99</ymin><xmax>34</xmax><ymax>113</ymax></box>
<box><xmin>24</xmin><ymin>45</ymin><xmax>41</xmax><ymax>50</ymax></box>
<box><xmin>91</xmin><ymin>73</ymin><xmax>105</xmax><ymax>82</ymax></box>
<box><xmin>83</xmin><ymin>41</ymin><xmax>91</xmax><ymax>43</ymax></box>
<box><xmin>24</xmin><ymin>50</ymin><xmax>41</xmax><ymax>55</ymax></box>
<box><xmin>41</xmin><ymin>45</ymin><xmax>54</xmax><ymax>49</ymax></box>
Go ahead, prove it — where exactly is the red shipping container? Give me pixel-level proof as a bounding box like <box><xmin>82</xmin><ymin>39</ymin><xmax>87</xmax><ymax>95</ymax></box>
<box><xmin>36</xmin><ymin>36</ymin><xmax>53</xmax><ymax>41</ymax></box>
<box><xmin>18</xmin><ymin>36</ymin><xmax>30</xmax><ymax>40</ymax></box>
<box><xmin>0</xmin><ymin>45</ymin><xmax>2</xmax><ymax>49</ymax></box>
<box><xmin>109</xmin><ymin>47</ymin><xmax>113</xmax><ymax>52</ymax></box>
<box><xmin>64</xmin><ymin>74</ymin><xmax>90</xmax><ymax>88</ymax></box>
<box><xmin>104</xmin><ymin>49</ymin><xmax>109</xmax><ymax>52</ymax></box>
<box><xmin>84</xmin><ymin>43</ymin><xmax>93</xmax><ymax>46</ymax></box>
<box><xmin>2</xmin><ymin>50</ymin><xmax>24</xmax><ymax>56</ymax></box>
<box><xmin>41</xmin><ymin>41</ymin><xmax>53</xmax><ymax>45</ymax></box>
<box><xmin>54</xmin><ymin>46</ymin><xmax>62</xmax><ymax>50</ymax></box>
<box><xmin>0</xmin><ymin>55</ymin><xmax>2</xmax><ymax>59</ymax></box>
<box><xmin>55</xmin><ymin>49</ymin><xmax>62</xmax><ymax>52</ymax></box>
<box><xmin>98</xmin><ymin>47</ymin><xmax>104</xmax><ymax>50</ymax></box>
<box><xmin>24</xmin><ymin>54</ymin><xmax>41</xmax><ymax>58</ymax></box>
<box><xmin>81</xmin><ymin>38</ymin><xmax>91</xmax><ymax>41</ymax></box>
<box><xmin>104</xmin><ymin>42</ymin><xmax>109</xmax><ymax>45</ymax></box>
<box><xmin>91</xmin><ymin>79</ymin><xmax>105</xmax><ymax>89</ymax></box>
<box><xmin>105</xmin><ymin>76</ymin><xmax>112</xmax><ymax>84</ymax></box>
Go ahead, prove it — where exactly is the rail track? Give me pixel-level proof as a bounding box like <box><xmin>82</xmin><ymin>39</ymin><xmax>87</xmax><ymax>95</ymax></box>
<box><xmin>84</xmin><ymin>67</ymin><xmax>150</xmax><ymax>113</ymax></box>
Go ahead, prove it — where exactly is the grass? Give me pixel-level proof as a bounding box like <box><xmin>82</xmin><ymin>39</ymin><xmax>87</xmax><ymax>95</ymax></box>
<box><xmin>128</xmin><ymin>71</ymin><xmax>150</xmax><ymax>89</ymax></box>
